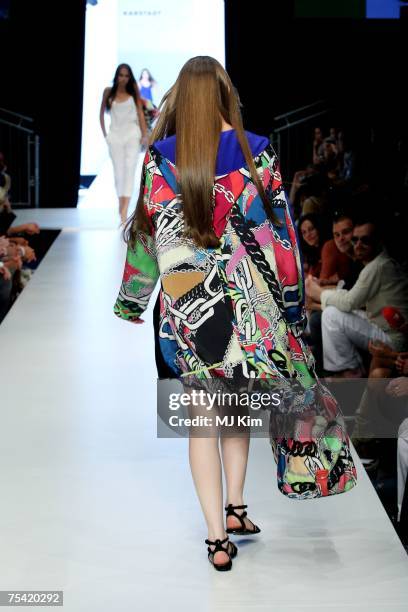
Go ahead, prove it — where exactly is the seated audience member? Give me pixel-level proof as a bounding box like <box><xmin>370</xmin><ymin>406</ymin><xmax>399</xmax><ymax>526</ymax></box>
<box><xmin>0</xmin><ymin>152</ymin><xmax>40</xmax><ymax>240</ymax></box>
<box><xmin>310</xmin><ymin>134</ymin><xmax>344</xmax><ymax>187</ymax></box>
<box><xmin>322</xmin><ymin>135</ymin><xmax>340</xmax><ymax>177</ymax></box>
<box><xmin>0</xmin><ymin>235</ymin><xmax>24</xmax><ymax>322</ymax></box>
<box><xmin>290</xmin><ymin>166</ymin><xmax>318</xmax><ymax>215</ymax></box>
<box><xmin>0</xmin><ymin>165</ymin><xmax>11</xmax><ymax>209</ymax></box>
<box><xmin>306</xmin><ymin>212</ymin><xmax>362</xmax><ymax>372</ymax></box>
<box><xmin>320</xmin><ymin>213</ymin><xmax>353</xmax><ymax>282</ymax></box>
<box><xmin>299</xmin><ymin>172</ymin><xmax>330</xmax><ymax>217</ymax></box>
<box><xmin>334</xmin><ymin>129</ymin><xmax>359</xmax><ymax>185</ymax></box>
<box><xmin>0</xmin><ymin>269</ymin><xmax>12</xmax><ymax>321</ymax></box>
<box><xmin>350</xmin><ymin>311</ymin><xmax>408</xmax><ymax>446</ymax></box>
<box><xmin>363</xmin><ymin>341</ymin><xmax>408</xmax><ymax>377</ymax></box>
<box><xmin>306</xmin><ymin>219</ymin><xmax>408</xmax><ymax>376</ymax></box>
<box><xmin>0</xmin><ymin>153</ymin><xmax>40</xmax><ymax>319</ymax></box>
<box><xmin>386</xmin><ymin>357</ymin><xmax>408</xmax><ymax>525</ymax></box>
<box><xmin>289</xmin><ymin>127</ymin><xmax>328</xmax><ymax>210</ymax></box>
<box><xmin>0</xmin><ymin>236</ymin><xmax>12</xmax><ymax>320</ymax></box>
<box><xmin>298</xmin><ymin>214</ymin><xmax>328</xmax><ymax>278</ymax></box>
<box><xmin>319</xmin><ymin>211</ymin><xmax>362</xmax><ymax>286</ymax></box>
<box><xmin>313</xmin><ymin>126</ymin><xmax>325</xmax><ymax>166</ymax></box>
<box><xmin>5</xmin><ymin>222</ymin><xmax>40</xmax><ymax>238</ymax></box>
<box><xmin>302</xmin><ymin>193</ymin><xmax>328</xmax><ymax>217</ymax></box>
<box><xmin>315</xmin><ymin>127</ymin><xmax>342</xmax><ymax>171</ymax></box>
<box><xmin>0</xmin><ymin>229</ymin><xmax>38</xmax><ymax>323</ymax></box>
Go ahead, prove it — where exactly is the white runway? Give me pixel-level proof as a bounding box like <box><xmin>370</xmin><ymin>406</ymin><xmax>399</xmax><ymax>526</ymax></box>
<box><xmin>1</xmin><ymin>208</ymin><xmax>408</xmax><ymax>611</ymax></box>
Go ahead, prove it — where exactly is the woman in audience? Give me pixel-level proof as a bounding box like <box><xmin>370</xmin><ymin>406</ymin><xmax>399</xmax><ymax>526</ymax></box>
<box><xmin>298</xmin><ymin>213</ymin><xmax>328</xmax><ymax>277</ymax></box>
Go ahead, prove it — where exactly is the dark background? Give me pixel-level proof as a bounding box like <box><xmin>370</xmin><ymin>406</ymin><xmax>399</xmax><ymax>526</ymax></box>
<box><xmin>0</xmin><ymin>1</ymin><xmax>406</xmax><ymax>206</ymax></box>
<box><xmin>0</xmin><ymin>2</ymin><xmax>85</xmax><ymax>207</ymax></box>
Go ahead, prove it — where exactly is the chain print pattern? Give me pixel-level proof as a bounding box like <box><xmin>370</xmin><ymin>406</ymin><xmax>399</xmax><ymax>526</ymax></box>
<box><xmin>229</xmin><ymin>201</ymin><xmax>286</xmax><ymax>317</ymax></box>
<box><xmin>213</xmin><ymin>182</ymin><xmax>236</xmax><ymax>204</ymax></box>
<box><xmin>114</xmin><ymin>143</ymin><xmax>357</xmax><ymax>500</ymax></box>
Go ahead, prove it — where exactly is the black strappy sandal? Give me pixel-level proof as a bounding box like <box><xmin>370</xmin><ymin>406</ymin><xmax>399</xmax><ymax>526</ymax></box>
<box><xmin>225</xmin><ymin>503</ymin><xmax>261</xmax><ymax>535</ymax></box>
<box><xmin>204</xmin><ymin>535</ymin><xmax>238</xmax><ymax>571</ymax></box>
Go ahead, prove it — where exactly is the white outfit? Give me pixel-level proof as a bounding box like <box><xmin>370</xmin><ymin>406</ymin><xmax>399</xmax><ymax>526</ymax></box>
<box><xmin>397</xmin><ymin>417</ymin><xmax>408</xmax><ymax>522</ymax></box>
<box><xmin>321</xmin><ymin>307</ymin><xmax>393</xmax><ymax>371</ymax></box>
<box><xmin>106</xmin><ymin>96</ymin><xmax>142</xmax><ymax>197</ymax></box>
<box><xmin>320</xmin><ymin>251</ymin><xmax>408</xmax><ymax>372</ymax></box>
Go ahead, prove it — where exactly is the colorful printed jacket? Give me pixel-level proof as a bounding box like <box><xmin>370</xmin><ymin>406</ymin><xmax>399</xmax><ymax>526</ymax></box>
<box><xmin>113</xmin><ymin>130</ymin><xmax>315</xmax><ymax>383</ymax></box>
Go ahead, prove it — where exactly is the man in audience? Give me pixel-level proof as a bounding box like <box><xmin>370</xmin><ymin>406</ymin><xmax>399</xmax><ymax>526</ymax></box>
<box><xmin>306</xmin><ymin>218</ymin><xmax>408</xmax><ymax>376</ymax></box>
<box><xmin>306</xmin><ymin>212</ymin><xmax>362</xmax><ymax>373</ymax></box>
<box><xmin>319</xmin><ymin>211</ymin><xmax>362</xmax><ymax>286</ymax></box>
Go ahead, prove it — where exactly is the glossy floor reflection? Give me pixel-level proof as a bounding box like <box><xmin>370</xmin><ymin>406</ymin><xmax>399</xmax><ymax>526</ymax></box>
<box><xmin>0</xmin><ymin>211</ymin><xmax>407</xmax><ymax>611</ymax></box>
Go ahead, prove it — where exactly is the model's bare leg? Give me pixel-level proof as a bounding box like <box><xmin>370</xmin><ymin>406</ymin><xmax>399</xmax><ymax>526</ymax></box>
<box><xmin>189</xmin><ymin>435</ymin><xmax>230</xmax><ymax>565</ymax></box>
<box><xmin>221</xmin><ymin>434</ymin><xmax>258</xmax><ymax>531</ymax></box>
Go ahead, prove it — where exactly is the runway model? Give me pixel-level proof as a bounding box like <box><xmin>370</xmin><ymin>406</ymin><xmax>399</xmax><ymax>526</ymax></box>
<box><xmin>100</xmin><ymin>63</ymin><xmax>148</xmax><ymax>224</ymax></box>
<box><xmin>113</xmin><ymin>56</ymin><xmax>356</xmax><ymax>571</ymax></box>
<box><xmin>138</xmin><ymin>68</ymin><xmax>156</xmax><ymax>103</ymax></box>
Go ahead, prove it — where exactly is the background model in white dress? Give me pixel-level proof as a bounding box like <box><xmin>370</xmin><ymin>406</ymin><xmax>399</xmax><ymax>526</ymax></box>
<box><xmin>99</xmin><ymin>63</ymin><xmax>148</xmax><ymax>225</ymax></box>
<box><xmin>106</xmin><ymin>96</ymin><xmax>141</xmax><ymax>198</ymax></box>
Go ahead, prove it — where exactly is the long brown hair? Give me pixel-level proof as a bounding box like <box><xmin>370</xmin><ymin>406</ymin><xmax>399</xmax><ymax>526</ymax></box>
<box><xmin>106</xmin><ymin>63</ymin><xmax>140</xmax><ymax>110</ymax></box>
<box><xmin>124</xmin><ymin>56</ymin><xmax>279</xmax><ymax>249</ymax></box>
